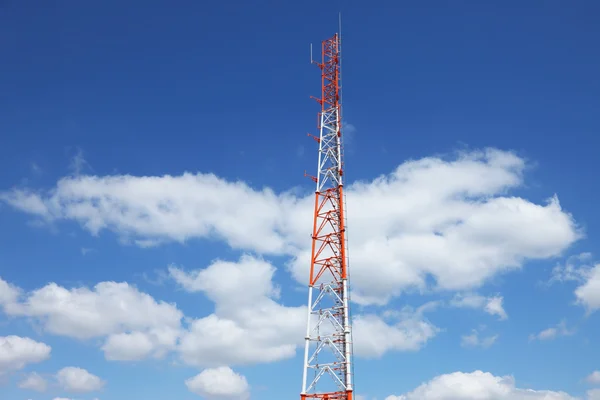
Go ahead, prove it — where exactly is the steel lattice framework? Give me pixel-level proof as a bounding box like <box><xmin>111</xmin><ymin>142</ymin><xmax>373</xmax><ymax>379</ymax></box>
<box><xmin>300</xmin><ymin>32</ymin><xmax>354</xmax><ymax>400</ymax></box>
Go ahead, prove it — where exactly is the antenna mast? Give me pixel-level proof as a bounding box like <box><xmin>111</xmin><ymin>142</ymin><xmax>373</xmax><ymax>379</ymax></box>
<box><xmin>300</xmin><ymin>29</ymin><xmax>354</xmax><ymax>400</ymax></box>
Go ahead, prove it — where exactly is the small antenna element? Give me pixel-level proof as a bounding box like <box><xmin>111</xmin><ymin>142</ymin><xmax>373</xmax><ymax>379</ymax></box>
<box><xmin>339</xmin><ymin>12</ymin><xmax>343</xmax><ymax>113</ymax></box>
<box><xmin>339</xmin><ymin>12</ymin><xmax>342</xmax><ymax>42</ymax></box>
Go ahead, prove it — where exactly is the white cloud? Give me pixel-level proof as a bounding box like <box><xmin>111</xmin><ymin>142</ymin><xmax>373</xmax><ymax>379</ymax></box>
<box><xmin>575</xmin><ymin>264</ymin><xmax>600</xmax><ymax>313</ymax></box>
<box><xmin>18</xmin><ymin>372</ymin><xmax>48</xmax><ymax>392</ymax></box>
<box><xmin>545</xmin><ymin>252</ymin><xmax>600</xmax><ymax>314</ymax></box>
<box><xmin>169</xmin><ymin>254</ymin><xmax>281</xmax><ymax>303</ymax></box>
<box><xmin>289</xmin><ymin>150</ymin><xmax>579</xmax><ymax>305</ymax></box>
<box><xmin>586</xmin><ymin>371</ymin><xmax>600</xmax><ymax>385</ymax></box>
<box><xmin>529</xmin><ymin>320</ymin><xmax>575</xmax><ymax>341</ymax></box>
<box><xmin>68</xmin><ymin>147</ymin><xmax>90</xmax><ymax>176</ymax></box>
<box><xmin>0</xmin><ymin>173</ymin><xmax>296</xmax><ymax>254</ymax></box>
<box><xmin>1</xmin><ymin>254</ymin><xmax>437</xmax><ymax>370</ymax></box>
<box><xmin>102</xmin><ymin>330</ymin><xmax>154</xmax><ymax>360</ymax></box>
<box><xmin>385</xmin><ymin>370</ymin><xmax>577</xmax><ymax>399</ymax></box>
<box><xmin>172</xmin><ymin>255</ymin><xmax>440</xmax><ymax>366</ymax></box>
<box><xmin>0</xmin><ymin>149</ymin><xmax>584</xmax><ymax>370</ymax></box>
<box><xmin>450</xmin><ymin>293</ymin><xmax>508</xmax><ymax>320</ymax></box>
<box><xmin>0</xmin><ymin>276</ymin><xmax>21</xmax><ymax>305</ymax></box>
<box><xmin>12</xmin><ymin>280</ymin><xmax>182</xmax><ymax>339</ymax></box>
<box><xmin>0</xmin><ymin>335</ymin><xmax>51</xmax><ymax>374</ymax></box>
<box><xmin>0</xmin><ymin>276</ymin><xmax>183</xmax><ymax>361</ymax></box>
<box><xmin>172</xmin><ymin>255</ymin><xmax>306</xmax><ymax>367</ymax></box>
<box><xmin>484</xmin><ymin>297</ymin><xmax>507</xmax><ymax>320</ymax></box>
<box><xmin>185</xmin><ymin>367</ymin><xmax>249</xmax><ymax>399</ymax></box>
<box><xmin>549</xmin><ymin>252</ymin><xmax>593</xmax><ymax>284</ymax></box>
<box><xmin>0</xmin><ymin>188</ymin><xmax>51</xmax><ymax>218</ymax></box>
<box><xmin>588</xmin><ymin>389</ymin><xmax>600</xmax><ymax>400</ymax></box>
<box><xmin>101</xmin><ymin>326</ymin><xmax>179</xmax><ymax>361</ymax></box>
<box><xmin>0</xmin><ymin>149</ymin><xmax>581</xmax><ymax>307</ymax></box>
<box><xmin>461</xmin><ymin>329</ymin><xmax>498</xmax><ymax>348</ymax></box>
<box><xmin>353</xmin><ymin>309</ymin><xmax>439</xmax><ymax>358</ymax></box>
<box><xmin>56</xmin><ymin>366</ymin><xmax>105</xmax><ymax>393</ymax></box>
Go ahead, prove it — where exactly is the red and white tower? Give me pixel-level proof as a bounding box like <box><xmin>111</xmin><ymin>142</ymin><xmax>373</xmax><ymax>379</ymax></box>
<box><xmin>300</xmin><ymin>32</ymin><xmax>354</xmax><ymax>400</ymax></box>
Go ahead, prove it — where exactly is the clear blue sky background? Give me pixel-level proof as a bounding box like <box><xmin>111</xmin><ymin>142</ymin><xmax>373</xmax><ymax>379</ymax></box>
<box><xmin>1</xmin><ymin>1</ymin><xmax>600</xmax><ymax>399</ymax></box>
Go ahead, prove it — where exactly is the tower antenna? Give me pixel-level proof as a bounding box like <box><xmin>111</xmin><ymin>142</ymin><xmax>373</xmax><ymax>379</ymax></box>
<box><xmin>338</xmin><ymin>12</ymin><xmax>343</xmax><ymax>120</ymax></box>
<box><xmin>300</xmin><ymin>27</ymin><xmax>354</xmax><ymax>400</ymax></box>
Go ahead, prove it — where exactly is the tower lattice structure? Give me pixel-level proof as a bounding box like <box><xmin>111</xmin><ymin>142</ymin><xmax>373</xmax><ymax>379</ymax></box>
<box><xmin>300</xmin><ymin>32</ymin><xmax>354</xmax><ymax>400</ymax></box>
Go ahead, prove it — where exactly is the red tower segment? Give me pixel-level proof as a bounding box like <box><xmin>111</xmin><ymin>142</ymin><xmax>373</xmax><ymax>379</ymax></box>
<box><xmin>300</xmin><ymin>33</ymin><xmax>354</xmax><ymax>400</ymax></box>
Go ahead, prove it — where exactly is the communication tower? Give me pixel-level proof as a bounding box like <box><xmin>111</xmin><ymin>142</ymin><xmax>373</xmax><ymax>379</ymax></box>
<box><xmin>300</xmin><ymin>31</ymin><xmax>354</xmax><ymax>400</ymax></box>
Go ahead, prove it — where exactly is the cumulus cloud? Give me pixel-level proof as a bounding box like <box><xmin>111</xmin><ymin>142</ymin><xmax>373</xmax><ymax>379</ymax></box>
<box><xmin>172</xmin><ymin>255</ymin><xmax>440</xmax><ymax>366</ymax></box>
<box><xmin>0</xmin><ymin>149</ymin><xmax>584</xmax><ymax>369</ymax></box>
<box><xmin>0</xmin><ymin>278</ymin><xmax>21</xmax><ymax>306</ymax></box>
<box><xmin>450</xmin><ymin>293</ymin><xmax>508</xmax><ymax>320</ymax></box>
<box><xmin>460</xmin><ymin>329</ymin><xmax>498</xmax><ymax>348</ymax></box>
<box><xmin>101</xmin><ymin>327</ymin><xmax>179</xmax><ymax>361</ymax></box>
<box><xmin>586</xmin><ymin>371</ymin><xmax>600</xmax><ymax>385</ymax></box>
<box><xmin>0</xmin><ymin>258</ymin><xmax>302</xmax><ymax>369</ymax></box>
<box><xmin>0</xmin><ymin>173</ymin><xmax>296</xmax><ymax>254</ymax></box>
<box><xmin>589</xmin><ymin>389</ymin><xmax>600</xmax><ymax>400</ymax></box>
<box><xmin>575</xmin><ymin>264</ymin><xmax>600</xmax><ymax>313</ymax></box>
<box><xmin>18</xmin><ymin>372</ymin><xmax>48</xmax><ymax>391</ymax></box>
<box><xmin>0</xmin><ymin>276</ymin><xmax>182</xmax><ymax>361</ymax></box>
<box><xmin>353</xmin><ymin>308</ymin><xmax>439</xmax><ymax>358</ymax></box>
<box><xmin>185</xmin><ymin>367</ymin><xmax>250</xmax><ymax>399</ymax></box>
<box><xmin>0</xmin><ymin>335</ymin><xmax>51</xmax><ymax>374</ymax></box>
<box><xmin>385</xmin><ymin>370</ymin><xmax>577</xmax><ymax>399</ymax></box>
<box><xmin>3</xmin><ymin>279</ymin><xmax>182</xmax><ymax>339</ymax></box>
<box><xmin>0</xmin><ymin>149</ymin><xmax>581</xmax><ymax>307</ymax></box>
<box><xmin>56</xmin><ymin>366</ymin><xmax>105</xmax><ymax>393</ymax></box>
<box><xmin>0</xmin><ymin>254</ymin><xmax>436</xmax><ymax>369</ymax></box>
<box><xmin>548</xmin><ymin>252</ymin><xmax>593</xmax><ymax>285</ymax></box>
<box><xmin>529</xmin><ymin>320</ymin><xmax>575</xmax><ymax>342</ymax></box>
<box><xmin>171</xmin><ymin>255</ymin><xmax>306</xmax><ymax>367</ymax></box>
<box><xmin>546</xmin><ymin>252</ymin><xmax>600</xmax><ymax>314</ymax></box>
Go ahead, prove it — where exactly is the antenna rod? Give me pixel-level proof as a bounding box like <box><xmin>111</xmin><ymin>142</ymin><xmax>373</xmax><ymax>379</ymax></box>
<box><xmin>338</xmin><ymin>12</ymin><xmax>343</xmax><ymax>120</ymax></box>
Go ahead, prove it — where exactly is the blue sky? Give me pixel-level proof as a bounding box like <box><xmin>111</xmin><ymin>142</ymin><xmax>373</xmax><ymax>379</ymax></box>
<box><xmin>1</xmin><ymin>1</ymin><xmax>600</xmax><ymax>399</ymax></box>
